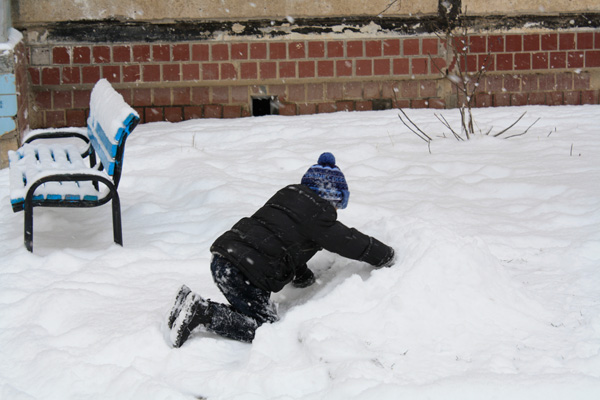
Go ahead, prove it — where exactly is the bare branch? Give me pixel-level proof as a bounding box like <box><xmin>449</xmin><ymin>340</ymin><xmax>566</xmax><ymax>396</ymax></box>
<box><xmin>398</xmin><ymin>109</ymin><xmax>432</xmax><ymax>141</ymax></box>
<box><xmin>435</xmin><ymin>113</ymin><xmax>464</xmax><ymax>141</ymax></box>
<box><xmin>503</xmin><ymin>117</ymin><xmax>540</xmax><ymax>139</ymax></box>
<box><xmin>493</xmin><ymin>111</ymin><xmax>527</xmax><ymax>137</ymax></box>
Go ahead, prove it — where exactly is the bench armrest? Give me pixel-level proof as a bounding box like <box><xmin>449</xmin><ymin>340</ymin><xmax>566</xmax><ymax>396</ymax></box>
<box><xmin>23</xmin><ymin>127</ymin><xmax>91</xmax><ymax>157</ymax></box>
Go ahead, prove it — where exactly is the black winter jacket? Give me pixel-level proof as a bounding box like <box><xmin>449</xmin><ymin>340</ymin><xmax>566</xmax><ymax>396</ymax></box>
<box><xmin>210</xmin><ymin>184</ymin><xmax>394</xmax><ymax>292</ymax></box>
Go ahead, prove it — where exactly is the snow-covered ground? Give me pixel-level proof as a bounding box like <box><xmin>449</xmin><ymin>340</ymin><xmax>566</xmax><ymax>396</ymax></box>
<box><xmin>1</xmin><ymin>105</ymin><xmax>599</xmax><ymax>399</ymax></box>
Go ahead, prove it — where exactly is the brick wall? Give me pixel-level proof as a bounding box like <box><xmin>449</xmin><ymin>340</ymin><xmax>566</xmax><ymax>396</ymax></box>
<box><xmin>25</xmin><ymin>30</ymin><xmax>600</xmax><ymax>128</ymax></box>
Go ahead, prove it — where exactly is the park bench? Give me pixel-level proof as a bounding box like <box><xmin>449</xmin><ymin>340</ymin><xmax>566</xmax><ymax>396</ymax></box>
<box><xmin>8</xmin><ymin>79</ymin><xmax>140</xmax><ymax>252</ymax></box>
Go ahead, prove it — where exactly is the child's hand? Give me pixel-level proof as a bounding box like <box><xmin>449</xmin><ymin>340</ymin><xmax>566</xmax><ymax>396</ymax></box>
<box><xmin>292</xmin><ymin>268</ymin><xmax>316</xmax><ymax>288</ymax></box>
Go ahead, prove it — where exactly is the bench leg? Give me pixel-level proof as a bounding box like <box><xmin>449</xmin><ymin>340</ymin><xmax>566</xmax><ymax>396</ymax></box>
<box><xmin>24</xmin><ymin>201</ymin><xmax>34</xmax><ymax>252</ymax></box>
<box><xmin>111</xmin><ymin>193</ymin><xmax>123</xmax><ymax>246</ymax></box>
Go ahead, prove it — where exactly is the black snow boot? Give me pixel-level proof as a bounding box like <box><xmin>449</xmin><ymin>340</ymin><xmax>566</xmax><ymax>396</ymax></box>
<box><xmin>170</xmin><ymin>291</ymin><xmax>213</xmax><ymax>348</ymax></box>
<box><xmin>167</xmin><ymin>284</ymin><xmax>192</xmax><ymax>329</ymax></box>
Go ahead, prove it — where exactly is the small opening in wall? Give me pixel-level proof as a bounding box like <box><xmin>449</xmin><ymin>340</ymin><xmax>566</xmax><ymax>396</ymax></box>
<box><xmin>372</xmin><ymin>98</ymin><xmax>393</xmax><ymax>111</ymax></box>
<box><xmin>252</xmin><ymin>96</ymin><xmax>279</xmax><ymax>117</ymax></box>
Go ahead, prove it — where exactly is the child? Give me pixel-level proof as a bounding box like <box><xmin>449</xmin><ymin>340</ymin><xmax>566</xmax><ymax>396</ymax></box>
<box><xmin>167</xmin><ymin>152</ymin><xmax>395</xmax><ymax>347</ymax></box>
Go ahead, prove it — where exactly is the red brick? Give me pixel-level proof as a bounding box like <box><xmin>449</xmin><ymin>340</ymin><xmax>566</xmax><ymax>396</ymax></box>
<box><xmin>574</xmin><ymin>73</ymin><xmax>591</xmax><ymax>90</ymax></box>
<box><xmin>269</xmin><ymin>43</ymin><xmax>286</xmax><ymax>59</ymax></box>
<box><xmin>556</xmin><ymin>73</ymin><xmax>573</xmax><ymax>90</ymax></box>
<box><xmin>192</xmin><ymin>87</ymin><xmax>210</xmax><ymax>104</ymax></box>
<box><xmin>113</xmin><ymin>46</ymin><xmax>131</xmax><ymax>63</ymax></box>
<box><xmin>298</xmin><ymin>103</ymin><xmax>316</xmax><ymax>115</ymax></box>
<box><xmin>401</xmin><ymin>81</ymin><xmax>418</xmax><ymax>98</ymax></box>
<box><xmin>116</xmin><ymin>89</ymin><xmax>132</xmax><ymax>105</ymax></box>
<box><xmin>559</xmin><ymin>33</ymin><xmax>576</xmax><ymax>50</ymax></box>
<box><xmin>250</xmin><ymin>43</ymin><xmax>267</xmax><ymax>59</ymax></box>
<box><xmin>53</xmin><ymin>47</ymin><xmax>70</xmax><ymax>64</ymax></box>
<box><xmin>419</xmin><ymin>80</ymin><xmax>437</xmax><ymax>97</ymax></box>
<box><xmin>308</xmin><ymin>41</ymin><xmax>325</xmax><ymax>58</ymax></box>
<box><xmin>475</xmin><ymin>93</ymin><xmax>492</xmax><ymax>107</ymax></box>
<box><xmin>365</xmin><ymin>40</ymin><xmax>382</xmax><ymax>57</ymax></box>
<box><xmin>317</xmin><ymin>60</ymin><xmax>334</xmax><ymax>77</ymax></box>
<box><xmin>145</xmin><ymin>107</ymin><xmax>164</xmax><ymax>122</ymax></box>
<box><xmin>577</xmin><ymin>32</ymin><xmax>594</xmax><ymax>50</ymax></box>
<box><xmin>469</xmin><ymin>36</ymin><xmax>487</xmax><ymax>53</ymax></box>
<box><xmin>422</xmin><ymin>38</ymin><xmax>438</xmax><ymax>55</ymax></box>
<box><xmin>153</xmin><ymin>45</ymin><xmax>171</xmax><ymax>61</ymax></box>
<box><xmin>223</xmin><ymin>106</ymin><xmax>241</xmax><ymax>119</ymax></box>
<box><xmin>164</xmin><ymin>107</ymin><xmax>183</xmax><ymax>122</ymax></box>
<box><xmin>344</xmin><ymin>82</ymin><xmax>362</xmax><ymax>99</ymax></box>
<box><xmin>403</xmin><ymin>39</ymin><xmax>419</xmax><ymax>55</ymax></box>
<box><xmin>355</xmin><ymin>101</ymin><xmax>373</xmax><ymax>111</ymax></box>
<box><xmin>581</xmin><ymin>90</ymin><xmax>598</xmax><ymax>104</ymax></box>
<box><xmin>541</xmin><ymin>34</ymin><xmax>558</xmax><ymax>51</ymax></box>
<box><xmin>35</xmin><ymin>91</ymin><xmax>52</xmax><ymax>110</ymax></box>
<box><xmin>192</xmin><ymin>44</ymin><xmax>209</xmax><ymax>61</ymax></box>
<box><xmin>522</xmin><ymin>75</ymin><xmax>538</xmax><ymax>91</ymax></box>
<box><xmin>480</xmin><ymin>54</ymin><xmax>495</xmax><ymax>71</ymax></box>
<box><xmin>486</xmin><ymin>75</ymin><xmax>503</xmax><ymax>93</ymax></box>
<box><xmin>133</xmin><ymin>89</ymin><xmax>152</xmax><ymax>106</ymax></box>
<box><xmin>142</xmin><ymin>65</ymin><xmax>161</xmax><ymax>82</ymax></box>
<box><xmin>133</xmin><ymin>45</ymin><xmax>150</xmax><ymax>62</ymax></box>
<box><xmin>514</xmin><ymin>53</ymin><xmax>531</xmax><ymax>70</ymax></box>
<box><xmin>505</xmin><ymin>35</ymin><xmax>523</xmax><ymax>52</ymax></box>
<box><xmin>532</xmin><ymin>52</ymin><xmax>548</xmax><ymax>69</ymax></box>
<box><xmin>504</xmin><ymin>75</ymin><xmax>521</xmax><ymax>92</ymax></box>
<box><xmin>568</xmin><ymin>51</ymin><xmax>585</xmax><ymax>69</ymax></box>
<box><xmin>488</xmin><ymin>36</ymin><xmax>504</xmax><ymax>52</ymax></box>
<box><xmin>328</xmin><ymin>42</ymin><xmax>344</xmax><ymax>57</ymax></box>
<box><xmin>494</xmin><ymin>93</ymin><xmax>511</xmax><ymax>107</ymax></box>
<box><xmin>278</xmin><ymin>103</ymin><xmax>296</xmax><ymax>116</ymax></box>
<box><xmin>430</xmin><ymin>58</ymin><xmax>446</xmax><ymax>73</ymax></box>
<box><xmin>289</xmin><ymin>42</ymin><xmax>306</xmax><ymax>59</ymax></box>
<box><xmin>42</xmin><ymin>67</ymin><xmax>60</xmax><ymax>85</ymax></box>
<box><xmin>73</xmin><ymin>90</ymin><xmax>91</xmax><ymax>108</ymax></box>
<box><xmin>82</xmin><ymin>66</ymin><xmax>100</xmax><ymax>84</ymax></box>
<box><xmin>173</xmin><ymin>44</ymin><xmax>190</xmax><ymax>61</ymax></box>
<box><xmin>511</xmin><ymin>93</ymin><xmax>528</xmax><ymax>106</ymax></box>
<box><xmin>347</xmin><ymin>41</ymin><xmax>364</xmax><ymax>57</ymax></box>
<box><xmin>260</xmin><ymin>62</ymin><xmax>276</xmax><ymax>79</ymax></box>
<box><xmin>298</xmin><ymin>61</ymin><xmax>315</xmax><ymax>78</ymax></box>
<box><xmin>204</xmin><ymin>105</ymin><xmax>222</xmax><ymax>118</ymax></box>
<box><xmin>221</xmin><ymin>63</ymin><xmax>237</xmax><ymax>80</ymax></box>
<box><xmin>203</xmin><ymin>63</ymin><xmax>219</xmax><ymax>80</ymax></box>
<box><xmin>374</xmin><ymin>59</ymin><xmax>390</xmax><ymax>75</ymax></box>
<box><xmin>279</xmin><ymin>61</ymin><xmax>296</xmax><ymax>78</ymax></box>
<box><xmin>212</xmin><ymin>44</ymin><xmax>229</xmax><ymax>61</ymax></box>
<box><xmin>383</xmin><ymin>39</ymin><xmax>400</xmax><ymax>56</ymax></box>
<box><xmin>46</xmin><ymin>111</ymin><xmax>66</xmax><ymax>127</ymax></box>
<box><xmin>393</xmin><ymin>58</ymin><xmax>409</xmax><ymax>75</ymax></box>
<box><xmin>154</xmin><ymin>88</ymin><xmax>171</xmax><ymax>105</ymax></box>
<box><xmin>288</xmin><ymin>84</ymin><xmax>305</xmax><ymax>102</ymax></box>
<box><xmin>496</xmin><ymin>54</ymin><xmax>513</xmax><ymax>71</ymax></box>
<box><xmin>163</xmin><ymin>64</ymin><xmax>180</xmax><ymax>81</ymax></box>
<box><xmin>66</xmin><ymin>109</ymin><xmax>86</xmax><ymax>127</ymax></box>
<box><xmin>547</xmin><ymin>92</ymin><xmax>563</xmax><ymax>106</ymax></box>
<box><xmin>596</xmin><ymin>33</ymin><xmax>600</xmax><ymax>49</ymax></box>
<box><xmin>73</xmin><ymin>46</ymin><xmax>91</xmax><ymax>64</ymax></box>
<box><xmin>524</xmin><ymin>34</ymin><xmax>540</xmax><ymax>51</ymax></box>
<box><xmin>182</xmin><ymin>64</ymin><xmax>200</xmax><ymax>81</ymax></box>
<box><xmin>306</xmin><ymin>83</ymin><xmax>323</xmax><ymax>101</ymax></box>
<box><xmin>53</xmin><ymin>90</ymin><xmax>72</xmax><ymax>109</ymax></box>
<box><xmin>93</xmin><ymin>46</ymin><xmax>111</xmax><ymax>63</ymax></box>
<box><xmin>550</xmin><ymin>52</ymin><xmax>567</xmax><ymax>69</ymax></box>
<box><xmin>317</xmin><ymin>103</ymin><xmax>336</xmax><ymax>113</ymax></box>
<box><xmin>336</xmin><ymin>60</ymin><xmax>353</xmax><ymax>76</ymax></box>
<box><xmin>411</xmin><ymin>58</ymin><xmax>428</xmax><ymax>75</ymax></box>
<box><xmin>563</xmin><ymin>91</ymin><xmax>581</xmax><ymax>105</ymax></box>
<box><xmin>241</xmin><ymin>62</ymin><xmax>258</xmax><ymax>79</ymax></box>
<box><xmin>232</xmin><ymin>86</ymin><xmax>248</xmax><ymax>103</ymax></box>
<box><xmin>381</xmin><ymin>81</ymin><xmax>399</xmax><ymax>99</ymax></box>
<box><xmin>231</xmin><ymin>43</ymin><xmax>248</xmax><ymax>60</ymax></box>
<box><xmin>336</xmin><ymin>101</ymin><xmax>354</xmax><ymax>112</ymax></box>
<box><xmin>538</xmin><ymin>75</ymin><xmax>555</xmax><ymax>91</ymax></box>
<box><xmin>586</xmin><ymin>51</ymin><xmax>600</xmax><ymax>68</ymax></box>
<box><xmin>429</xmin><ymin>98</ymin><xmax>446</xmax><ymax>109</ymax></box>
<box><xmin>184</xmin><ymin>106</ymin><xmax>203</xmax><ymax>120</ymax></box>
<box><xmin>326</xmin><ymin>83</ymin><xmax>343</xmax><ymax>100</ymax></box>
<box><xmin>411</xmin><ymin>99</ymin><xmax>429</xmax><ymax>108</ymax></box>
<box><xmin>62</xmin><ymin>67</ymin><xmax>80</xmax><ymax>84</ymax></box>
<box><xmin>356</xmin><ymin>60</ymin><xmax>372</xmax><ymax>76</ymax></box>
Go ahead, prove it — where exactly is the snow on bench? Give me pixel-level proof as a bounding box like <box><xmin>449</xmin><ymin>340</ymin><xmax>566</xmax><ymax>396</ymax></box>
<box><xmin>8</xmin><ymin>79</ymin><xmax>140</xmax><ymax>252</ymax></box>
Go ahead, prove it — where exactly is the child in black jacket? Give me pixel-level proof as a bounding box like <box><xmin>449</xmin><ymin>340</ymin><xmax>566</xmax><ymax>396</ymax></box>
<box><xmin>168</xmin><ymin>152</ymin><xmax>395</xmax><ymax>347</ymax></box>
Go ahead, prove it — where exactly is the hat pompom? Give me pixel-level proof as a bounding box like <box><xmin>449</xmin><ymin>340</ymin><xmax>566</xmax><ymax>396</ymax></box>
<box><xmin>318</xmin><ymin>152</ymin><xmax>336</xmax><ymax>167</ymax></box>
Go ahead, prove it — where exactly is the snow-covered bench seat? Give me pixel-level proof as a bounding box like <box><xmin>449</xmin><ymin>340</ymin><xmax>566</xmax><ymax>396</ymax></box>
<box><xmin>8</xmin><ymin>79</ymin><xmax>140</xmax><ymax>252</ymax></box>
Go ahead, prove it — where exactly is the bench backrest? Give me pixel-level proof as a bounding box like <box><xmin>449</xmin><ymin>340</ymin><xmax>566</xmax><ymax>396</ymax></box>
<box><xmin>87</xmin><ymin>79</ymin><xmax>140</xmax><ymax>187</ymax></box>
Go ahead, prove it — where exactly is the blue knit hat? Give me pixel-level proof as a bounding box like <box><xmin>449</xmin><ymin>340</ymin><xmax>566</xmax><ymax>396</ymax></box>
<box><xmin>301</xmin><ymin>152</ymin><xmax>350</xmax><ymax>209</ymax></box>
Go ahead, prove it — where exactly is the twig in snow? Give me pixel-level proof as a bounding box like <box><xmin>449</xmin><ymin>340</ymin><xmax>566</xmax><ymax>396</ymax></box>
<box><xmin>503</xmin><ymin>117</ymin><xmax>540</xmax><ymax>139</ymax></box>
<box><xmin>493</xmin><ymin>111</ymin><xmax>527</xmax><ymax>137</ymax></box>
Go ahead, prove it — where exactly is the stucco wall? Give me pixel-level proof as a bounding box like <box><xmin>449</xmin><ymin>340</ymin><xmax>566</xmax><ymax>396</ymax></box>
<box><xmin>464</xmin><ymin>0</ymin><xmax>600</xmax><ymax>16</ymax></box>
<box><xmin>13</xmin><ymin>0</ymin><xmax>439</xmax><ymax>24</ymax></box>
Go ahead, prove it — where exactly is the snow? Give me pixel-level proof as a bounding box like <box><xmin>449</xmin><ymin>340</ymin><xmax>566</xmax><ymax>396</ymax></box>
<box><xmin>0</xmin><ymin>28</ymin><xmax>23</xmax><ymax>52</ymax></box>
<box><xmin>1</xmin><ymin>105</ymin><xmax>599</xmax><ymax>399</ymax></box>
